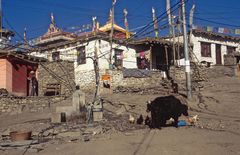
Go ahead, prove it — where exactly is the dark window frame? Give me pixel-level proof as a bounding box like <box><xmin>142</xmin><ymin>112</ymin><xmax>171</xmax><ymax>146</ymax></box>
<box><xmin>76</xmin><ymin>46</ymin><xmax>86</xmax><ymax>65</ymax></box>
<box><xmin>201</xmin><ymin>42</ymin><xmax>212</xmax><ymax>57</ymax></box>
<box><xmin>52</xmin><ymin>51</ymin><xmax>60</xmax><ymax>61</ymax></box>
<box><xmin>114</xmin><ymin>49</ymin><xmax>123</xmax><ymax>68</ymax></box>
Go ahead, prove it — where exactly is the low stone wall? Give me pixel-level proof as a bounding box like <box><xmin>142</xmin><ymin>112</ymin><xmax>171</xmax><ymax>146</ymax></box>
<box><xmin>76</xmin><ymin>69</ymin><xmax>164</xmax><ymax>92</ymax></box>
<box><xmin>224</xmin><ymin>54</ymin><xmax>237</xmax><ymax>66</ymax></box>
<box><xmin>0</xmin><ymin>96</ymin><xmax>68</xmax><ymax>114</ymax></box>
<box><xmin>169</xmin><ymin>67</ymin><xmax>185</xmax><ymax>81</ymax></box>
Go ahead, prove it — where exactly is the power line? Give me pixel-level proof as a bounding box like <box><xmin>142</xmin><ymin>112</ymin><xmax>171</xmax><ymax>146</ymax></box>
<box><xmin>194</xmin><ymin>16</ymin><xmax>240</xmax><ymax>28</ymax></box>
<box><xmin>3</xmin><ymin>15</ymin><xmax>42</xmax><ymax>51</ymax></box>
<box><xmin>93</xmin><ymin>0</ymin><xmax>189</xmax><ymax>61</ymax></box>
<box><xmin>131</xmin><ymin>0</ymin><xmax>186</xmax><ymax>39</ymax></box>
<box><xmin>3</xmin><ymin>16</ymin><xmax>25</xmax><ymax>42</ymax></box>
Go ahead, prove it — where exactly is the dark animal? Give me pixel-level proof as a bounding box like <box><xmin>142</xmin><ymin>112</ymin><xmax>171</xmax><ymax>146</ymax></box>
<box><xmin>144</xmin><ymin>115</ymin><xmax>151</xmax><ymax>126</ymax></box>
<box><xmin>136</xmin><ymin>115</ymin><xmax>144</xmax><ymax>125</ymax></box>
<box><xmin>171</xmin><ymin>80</ymin><xmax>178</xmax><ymax>94</ymax></box>
<box><xmin>146</xmin><ymin>95</ymin><xmax>188</xmax><ymax>129</ymax></box>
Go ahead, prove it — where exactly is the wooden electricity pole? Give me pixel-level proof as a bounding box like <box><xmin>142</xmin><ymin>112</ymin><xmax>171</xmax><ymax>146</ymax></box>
<box><xmin>181</xmin><ymin>0</ymin><xmax>192</xmax><ymax>99</ymax></box>
<box><xmin>166</xmin><ymin>0</ymin><xmax>176</xmax><ymax>66</ymax></box>
<box><xmin>189</xmin><ymin>4</ymin><xmax>195</xmax><ymax>44</ymax></box>
<box><xmin>93</xmin><ymin>40</ymin><xmax>100</xmax><ymax>102</ymax></box>
<box><xmin>109</xmin><ymin>0</ymin><xmax>116</xmax><ymax>68</ymax></box>
<box><xmin>0</xmin><ymin>0</ymin><xmax>2</xmax><ymax>39</ymax></box>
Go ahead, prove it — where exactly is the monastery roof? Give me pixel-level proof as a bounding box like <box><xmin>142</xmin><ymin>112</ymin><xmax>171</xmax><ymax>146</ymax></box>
<box><xmin>35</xmin><ymin>25</ymin><xmax>77</xmax><ymax>46</ymax></box>
<box><xmin>99</xmin><ymin>22</ymin><xmax>126</xmax><ymax>33</ymax></box>
<box><xmin>34</xmin><ymin>14</ymin><xmax>77</xmax><ymax>46</ymax></box>
<box><xmin>98</xmin><ymin>9</ymin><xmax>127</xmax><ymax>34</ymax></box>
<box><xmin>38</xmin><ymin>31</ymin><xmax>115</xmax><ymax>51</ymax></box>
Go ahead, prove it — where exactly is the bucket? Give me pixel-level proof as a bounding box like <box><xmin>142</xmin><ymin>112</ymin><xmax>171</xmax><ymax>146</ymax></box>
<box><xmin>10</xmin><ymin>131</ymin><xmax>32</xmax><ymax>141</ymax></box>
<box><xmin>177</xmin><ymin>120</ymin><xmax>187</xmax><ymax>127</ymax></box>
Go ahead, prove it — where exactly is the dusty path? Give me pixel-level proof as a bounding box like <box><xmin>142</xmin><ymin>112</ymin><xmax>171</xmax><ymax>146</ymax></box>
<box><xmin>0</xmin><ymin>75</ymin><xmax>240</xmax><ymax>155</ymax></box>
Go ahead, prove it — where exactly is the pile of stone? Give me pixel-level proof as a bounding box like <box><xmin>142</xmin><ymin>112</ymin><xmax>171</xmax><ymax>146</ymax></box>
<box><xmin>114</xmin><ymin>86</ymin><xmax>171</xmax><ymax>95</ymax></box>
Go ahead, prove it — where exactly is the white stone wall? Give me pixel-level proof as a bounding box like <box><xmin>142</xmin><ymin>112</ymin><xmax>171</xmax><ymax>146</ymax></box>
<box><xmin>74</xmin><ymin>39</ymin><xmax>137</xmax><ymax>86</ymax></box>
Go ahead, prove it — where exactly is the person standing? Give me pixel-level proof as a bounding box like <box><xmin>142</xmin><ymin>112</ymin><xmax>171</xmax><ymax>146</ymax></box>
<box><xmin>28</xmin><ymin>71</ymin><xmax>38</xmax><ymax>96</ymax></box>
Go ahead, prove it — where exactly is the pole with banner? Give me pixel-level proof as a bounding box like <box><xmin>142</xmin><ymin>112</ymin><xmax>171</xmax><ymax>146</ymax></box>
<box><xmin>152</xmin><ymin>7</ymin><xmax>159</xmax><ymax>38</ymax></box>
<box><xmin>123</xmin><ymin>9</ymin><xmax>130</xmax><ymax>39</ymax></box>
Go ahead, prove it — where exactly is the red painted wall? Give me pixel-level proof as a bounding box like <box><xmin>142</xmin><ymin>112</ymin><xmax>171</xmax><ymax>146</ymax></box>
<box><xmin>0</xmin><ymin>59</ymin><xmax>13</xmax><ymax>92</ymax></box>
<box><xmin>6</xmin><ymin>60</ymin><xmax>13</xmax><ymax>92</ymax></box>
<box><xmin>0</xmin><ymin>57</ymin><xmax>38</xmax><ymax>97</ymax></box>
<box><xmin>12</xmin><ymin>63</ymin><xmax>27</xmax><ymax>96</ymax></box>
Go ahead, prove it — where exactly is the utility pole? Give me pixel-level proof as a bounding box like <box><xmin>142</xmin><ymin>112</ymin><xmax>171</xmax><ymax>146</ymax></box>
<box><xmin>123</xmin><ymin>9</ymin><xmax>130</xmax><ymax>39</ymax></box>
<box><xmin>176</xmin><ymin>8</ymin><xmax>182</xmax><ymax>62</ymax></box>
<box><xmin>0</xmin><ymin>0</ymin><xmax>2</xmax><ymax>39</ymax></box>
<box><xmin>166</xmin><ymin>0</ymin><xmax>176</xmax><ymax>66</ymax></box>
<box><xmin>189</xmin><ymin>4</ymin><xmax>195</xmax><ymax>44</ymax></box>
<box><xmin>181</xmin><ymin>0</ymin><xmax>192</xmax><ymax>99</ymax></box>
<box><xmin>93</xmin><ymin>40</ymin><xmax>100</xmax><ymax>102</ymax></box>
<box><xmin>109</xmin><ymin>0</ymin><xmax>116</xmax><ymax>68</ymax></box>
<box><xmin>152</xmin><ymin>7</ymin><xmax>159</xmax><ymax>38</ymax></box>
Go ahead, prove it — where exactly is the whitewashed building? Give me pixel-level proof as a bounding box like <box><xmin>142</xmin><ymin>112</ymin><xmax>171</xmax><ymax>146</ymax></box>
<box><xmin>189</xmin><ymin>30</ymin><xmax>240</xmax><ymax>65</ymax></box>
<box><xmin>31</xmin><ymin>14</ymin><xmax>137</xmax><ymax>87</ymax></box>
<box><xmin>167</xmin><ymin>30</ymin><xmax>240</xmax><ymax>65</ymax></box>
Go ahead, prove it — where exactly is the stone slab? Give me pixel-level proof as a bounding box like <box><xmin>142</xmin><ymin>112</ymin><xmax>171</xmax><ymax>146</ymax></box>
<box><xmin>72</xmin><ymin>90</ymin><xmax>86</xmax><ymax>112</ymax></box>
<box><xmin>56</xmin><ymin>106</ymin><xmax>75</xmax><ymax>117</ymax></box>
<box><xmin>93</xmin><ymin>111</ymin><xmax>103</xmax><ymax>122</ymax></box>
<box><xmin>51</xmin><ymin>112</ymin><xmax>66</xmax><ymax>123</ymax></box>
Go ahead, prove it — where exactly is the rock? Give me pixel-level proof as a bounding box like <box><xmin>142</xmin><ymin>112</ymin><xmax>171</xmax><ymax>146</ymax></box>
<box><xmin>82</xmin><ymin>135</ymin><xmax>90</xmax><ymax>142</ymax></box>
<box><xmin>116</xmin><ymin>106</ymin><xmax>126</xmax><ymax>115</ymax></box>
<box><xmin>93</xmin><ymin>110</ymin><xmax>103</xmax><ymax>122</ymax></box>
<box><xmin>51</xmin><ymin>112</ymin><xmax>66</xmax><ymax>123</ymax></box>
<box><xmin>0</xmin><ymin>140</ymin><xmax>39</xmax><ymax>147</ymax></box>
<box><xmin>83</xmin><ymin>126</ymin><xmax>103</xmax><ymax>135</ymax></box>
<box><xmin>57</xmin><ymin>132</ymin><xmax>81</xmax><ymax>138</ymax></box>
<box><xmin>56</xmin><ymin>106</ymin><xmax>75</xmax><ymax>117</ymax></box>
<box><xmin>1</xmin><ymin>129</ymin><xmax>11</xmax><ymax>136</ymax></box>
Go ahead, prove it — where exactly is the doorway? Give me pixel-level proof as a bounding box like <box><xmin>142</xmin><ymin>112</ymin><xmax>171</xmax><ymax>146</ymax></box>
<box><xmin>215</xmin><ymin>44</ymin><xmax>222</xmax><ymax>65</ymax></box>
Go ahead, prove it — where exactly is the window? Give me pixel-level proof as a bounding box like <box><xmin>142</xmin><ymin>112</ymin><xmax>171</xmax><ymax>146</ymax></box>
<box><xmin>114</xmin><ymin>49</ymin><xmax>123</xmax><ymax>68</ymax></box>
<box><xmin>201</xmin><ymin>42</ymin><xmax>211</xmax><ymax>57</ymax></box>
<box><xmin>76</xmin><ymin>46</ymin><xmax>86</xmax><ymax>65</ymax></box>
<box><xmin>227</xmin><ymin>46</ymin><xmax>236</xmax><ymax>54</ymax></box>
<box><xmin>52</xmin><ymin>51</ymin><xmax>60</xmax><ymax>61</ymax></box>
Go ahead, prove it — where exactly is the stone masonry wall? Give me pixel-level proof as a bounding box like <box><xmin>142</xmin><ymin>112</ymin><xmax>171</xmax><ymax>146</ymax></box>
<box><xmin>76</xmin><ymin>69</ymin><xmax>165</xmax><ymax>92</ymax></box>
<box><xmin>0</xmin><ymin>96</ymin><xmax>68</xmax><ymax>114</ymax></box>
<box><xmin>38</xmin><ymin>61</ymin><xmax>75</xmax><ymax>96</ymax></box>
<box><xmin>224</xmin><ymin>55</ymin><xmax>237</xmax><ymax>66</ymax></box>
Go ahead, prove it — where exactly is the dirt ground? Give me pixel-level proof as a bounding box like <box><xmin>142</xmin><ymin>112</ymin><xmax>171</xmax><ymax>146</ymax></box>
<box><xmin>0</xmin><ymin>73</ymin><xmax>240</xmax><ymax>155</ymax></box>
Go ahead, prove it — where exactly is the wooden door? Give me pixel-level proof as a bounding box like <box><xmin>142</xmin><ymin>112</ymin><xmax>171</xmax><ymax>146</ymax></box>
<box><xmin>216</xmin><ymin>44</ymin><xmax>222</xmax><ymax>65</ymax></box>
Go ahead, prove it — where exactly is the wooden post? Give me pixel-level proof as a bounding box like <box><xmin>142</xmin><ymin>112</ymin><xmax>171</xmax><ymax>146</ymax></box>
<box><xmin>150</xmin><ymin>46</ymin><xmax>152</xmax><ymax>70</ymax></box>
<box><xmin>164</xmin><ymin>45</ymin><xmax>169</xmax><ymax>68</ymax></box>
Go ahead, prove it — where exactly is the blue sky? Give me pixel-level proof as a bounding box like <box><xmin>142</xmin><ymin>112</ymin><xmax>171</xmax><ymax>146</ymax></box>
<box><xmin>2</xmin><ymin>0</ymin><xmax>240</xmax><ymax>43</ymax></box>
